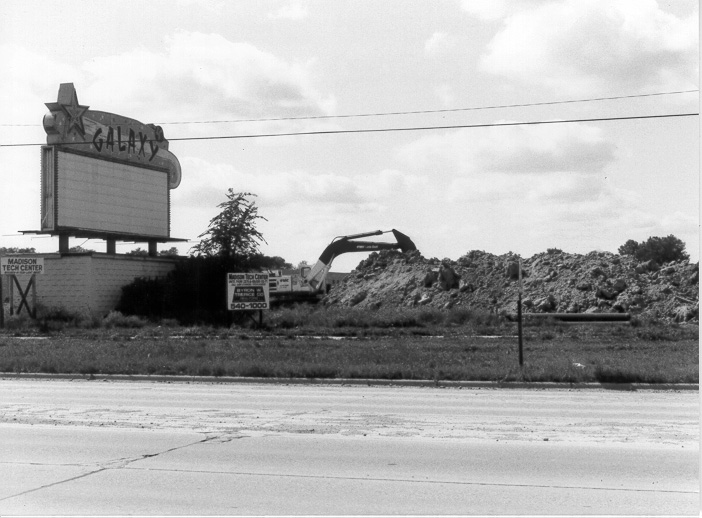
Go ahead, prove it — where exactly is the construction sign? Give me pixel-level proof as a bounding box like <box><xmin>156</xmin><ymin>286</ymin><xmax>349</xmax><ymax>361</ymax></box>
<box><xmin>1</xmin><ymin>256</ymin><xmax>44</xmax><ymax>275</ymax></box>
<box><xmin>0</xmin><ymin>257</ymin><xmax>44</xmax><ymax>322</ymax></box>
<box><xmin>227</xmin><ymin>272</ymin><xmax>270</xmax><ymax>310</ymax></box>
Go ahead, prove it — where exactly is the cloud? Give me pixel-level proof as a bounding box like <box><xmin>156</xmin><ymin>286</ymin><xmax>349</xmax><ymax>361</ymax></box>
<box><xmin>460</xmin><ymin>0</ymin><xmax>542</xmax><ymax>21</ymax></box>
<box><xmin>398</xmin><ymin>122</ymin><xmax>616</xmax><ymax>175</ymax></box>
<box><xmin>0</xmin><ymin>44</ymin><xmax>80</xmax><ymax>128</ymax></box>
<box><xmin>0</xmin><ymin>148</ymin><xmax>42</xmax><ymax>235</ymax></box>
<box><xmin>174</xmin><ymin>157</ymin><xmax>425</xmax><ymax>210</ymax></box>
<box><xmin>616</xmin><ymin>209</ymin><xmax>699</xmax><ymax>243</ymax></box>
<box><xmin>396</xmin><ymin>122</ymin><xmax>624</xmax><ymax>252</ymax></box>
<box><xmin>175</xmin><ymin>0</ymin><xmax>226</xmax><ymax>12</ymax></box>
<box><xmin>424</xmin><ymin>32</ymin><xmax>454</xmax><ymax>56</ymax></box>
<box><xmin>170</xmin><ymin>158</ymin><xmax>429</xmax><ymax>263</ymax></box>
<box><xmin>460</xmin><ymin>0</ymin><xmax>508</xmax><ymax>21</ymax></box>
<box><xmin>478</xmin><ymin>0</ymin><xmax>699</xmax><ymax>95</ymax></box>
<box><xmin>0</xmin><ymin>33</ymin><xmax>335</xmax><ymax>143</ymax></box>
<box><xmin>433</xmin><ymin>84</ymin><xmax>455</xmax><ymax>107</ymax></box>
<box><xmin>268</xmin><ymin>1</ymin><xmax>309</xmax><ymax>20</ymax></box>
<box><xmin>80</xmin><ymin>31</ymin><xmax>334</xmax><ymax>123</ymax></box>
<box><xmin>447</xmin><ymin>172</ymin><xmax>607</xmax><ymax>206</ymax></box>
<box><xmin>475</xmin><ymin>123</ymin><xmax>616</xmax><ymax>173</ymax></box>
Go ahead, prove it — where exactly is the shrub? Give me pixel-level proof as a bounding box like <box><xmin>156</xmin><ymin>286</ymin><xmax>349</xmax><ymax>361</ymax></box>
<box><xmin>618</xmin><ymin>235</ymin><xmax>689</xmax><ymax>264</ymax></box>
<box><xmin>36</xmin><ymin>305</ymin><xmax>81</xmax><ymax>323</ymax></box>
<box><xmin>3</xmin><ymin>313</ymin><xmax>32</xmax><ymax>331</ymax></box>
<box><xmin>102</xmin><ymin>311</ymin><xmax>147</xmax><ymax>328</ymax></box>
<box><xmin>416</xmin><ymin>307</ymin><xmax>444</xmax><ymax>326</ymax></box>
<box><xmin>116</xmin><ymin>277</ymin><xmax>167</xmax><ymax>319</ymax></box>
<box><xmin>117</xmin><ymin>254</ymin><xmax>292</xmax><ymax>326</ymax></box>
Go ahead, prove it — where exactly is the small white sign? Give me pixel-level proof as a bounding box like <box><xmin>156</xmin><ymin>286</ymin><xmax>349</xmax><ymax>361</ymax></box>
<box><xmin>227</xmin><ymin>272</ymin><xmax>269</xmax><ymax>310</ymax></box>
<box><xmin>1</xmin><ymin>256</ymin><xmax>44</xmax><ymax>275</ymax></box>
<box><xmin>274</xmin><ymin>276</ymin><xmax>292</xmax><ymax>293</ymax></box>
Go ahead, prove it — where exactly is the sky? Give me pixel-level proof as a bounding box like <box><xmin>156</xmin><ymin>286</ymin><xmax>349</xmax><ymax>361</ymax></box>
<box><xmin>0</xmin><ymin>0</ymin><xmax>698</xmax><ymax>272</ymax></box>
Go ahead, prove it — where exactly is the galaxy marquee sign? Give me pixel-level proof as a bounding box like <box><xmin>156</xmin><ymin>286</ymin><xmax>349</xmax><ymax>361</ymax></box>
<box><xmin>40</xmin><ymin>83</ymin><xmax>182</xmax><ymax>241</ymax></box>
<box><xmin>90</xmin><ymin>123</ymin><xmax>162</xmax><ymax>161</ymax></box>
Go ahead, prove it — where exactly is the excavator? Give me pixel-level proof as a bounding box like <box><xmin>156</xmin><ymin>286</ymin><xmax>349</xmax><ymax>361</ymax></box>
<box><xmin>268</xmin><ymin>229</ymin><xmax>417</xmax><ymax>303</ymax></box>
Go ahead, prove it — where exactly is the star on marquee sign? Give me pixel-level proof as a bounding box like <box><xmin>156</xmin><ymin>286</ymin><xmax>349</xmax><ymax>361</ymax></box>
<box><xmin>45</xmin><ymin>84</ymin><xmax>90</xmax><ymax>139</ymax></box>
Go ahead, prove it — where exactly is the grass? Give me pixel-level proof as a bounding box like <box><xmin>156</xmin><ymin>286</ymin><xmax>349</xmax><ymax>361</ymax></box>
<box><xmin>0</xmin><ymin>305</ymin><xmax>697</xmax><ymax>384</ymax></box>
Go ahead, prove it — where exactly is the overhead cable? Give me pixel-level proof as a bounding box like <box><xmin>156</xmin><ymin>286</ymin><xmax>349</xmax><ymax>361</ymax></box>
<box><xmin>0</xmin><ymin>112</ymin><xmax>697</xmax><ymax>148</ymax></box>
<box><xmin>0</xmin><ymin>89</ymin><xmax>697</xmax><ymax>128</ymax></box>
<box><xmin>155</xmin><ymin>89</ymin><xmax>700</xmax><ymax>125</ymax></box>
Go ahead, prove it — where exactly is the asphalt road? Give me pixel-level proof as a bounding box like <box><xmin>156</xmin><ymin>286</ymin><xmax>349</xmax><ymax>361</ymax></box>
<box><xmin>0</xmin><ymin>378</ymin><xmax>698</xmax><ymax>515</ymax></box>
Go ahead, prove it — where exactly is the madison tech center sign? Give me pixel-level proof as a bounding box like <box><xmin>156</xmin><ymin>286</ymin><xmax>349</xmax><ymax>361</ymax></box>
<box><xmin>38</xmin><ymin>83</ymin><xmax>182</xmax><ymax>249</ymax></box>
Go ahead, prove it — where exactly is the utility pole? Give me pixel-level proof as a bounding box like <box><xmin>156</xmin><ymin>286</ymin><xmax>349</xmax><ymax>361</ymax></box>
<box><xmin>517</xmin><ymin>258</ymin><xmax>524</xmax><ymax>367</ymax></box>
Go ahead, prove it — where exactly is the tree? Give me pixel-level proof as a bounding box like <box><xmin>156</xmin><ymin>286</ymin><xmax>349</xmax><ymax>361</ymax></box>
<box><xmin>617</xmin><ymin>239</ymin><xmax>640</xmax><ymax>257</ymax></box>
<box><xmin>0</xmin><ymin>247</ymin><xmax>35</xmax><ymax>255</ymax></box>
<box><xmin>68</xmin><ymin>246</ymin><xmax>94</xmax><ymax>253</ymax></box>
<box><xmin>126</xmin><ymin>248</ymin><xmax>149</xmax><ymax>257</ymax></box>
<box><xmin>126</xmin><ymin>247</ymin><xmax>179</xmax><ymax>257</ymax></box>
<box><xmin>618</xmin><ymin>235</ymin><xmax>689</xmax><ymax>264</ymax></box>
<box><xmin>159</xmin><ymin>247</ymin><xmax>180</xmax><ymax>257</ymax></box>
<box><xmin>191</xmin><ymin>190</ymin><xmax>267</xmax><ymax>259</ymax></box>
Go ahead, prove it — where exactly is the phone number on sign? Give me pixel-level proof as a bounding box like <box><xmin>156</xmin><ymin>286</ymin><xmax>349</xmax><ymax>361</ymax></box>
<box><xmin>230</xmin><ymin>302</ymin><xmax>268</xmax><ymax>310</ymax></box>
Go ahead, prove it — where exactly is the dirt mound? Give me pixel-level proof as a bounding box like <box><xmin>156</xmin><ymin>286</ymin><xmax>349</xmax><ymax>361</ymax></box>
<box><xmin>323</xmin><ymin>249</ymin><xmax>699</xmax><ymax>323</ymax></box>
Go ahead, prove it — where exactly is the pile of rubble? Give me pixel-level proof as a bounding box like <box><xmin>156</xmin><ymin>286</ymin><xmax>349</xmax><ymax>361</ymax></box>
<box><xmin>323</xmin><ymin>249</ymin><xmax>699</xmax><ymax>323</ymax></box>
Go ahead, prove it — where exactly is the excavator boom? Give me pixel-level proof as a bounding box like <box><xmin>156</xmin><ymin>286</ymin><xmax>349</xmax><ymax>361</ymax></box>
<box><xmin>305</xmin><ymin>229</ymin><xmax>416</xmax><ymax>291</ymax></box>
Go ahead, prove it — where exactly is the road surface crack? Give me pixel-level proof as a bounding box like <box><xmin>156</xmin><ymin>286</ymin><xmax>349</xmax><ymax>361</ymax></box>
<box><xmin>120</xmin><ymin>467</ymin><xmax>700</xmax><ymax>495</ymax></box>
<box><xmin>0</xmin><ymin>434</ymin><xmax>223</xmax><ymax>503</ymax></box>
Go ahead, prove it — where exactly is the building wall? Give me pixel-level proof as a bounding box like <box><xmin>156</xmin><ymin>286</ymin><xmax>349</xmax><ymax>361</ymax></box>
<box><xmin>4</xmin><ymin>253</ymin><xmax>177</xmax><ymax>317</ymax></box>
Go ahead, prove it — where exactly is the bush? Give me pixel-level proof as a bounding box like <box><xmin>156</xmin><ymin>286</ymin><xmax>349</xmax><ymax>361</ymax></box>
<box><xmin>102</xmin><ymin>311</ymin><xmax>147</xmax><ymax>328</ymax></box>
<box><xmin>116</xmin><ymin>277</ymin><xmax>166</xmax><ymax>319</ymax></box>
<box><xmin>36</xmin><ymin>305</ymin><xmax>81</xmax><ymax>324</ymax></box>
<box><xmin>618</xmin><ymin>235</ymin><xmax>689</xmax><ymax>264</ymax></box>
<box><xmin>116</xmin><ymin>254</ymin><xmax>290</xmax><ymax>325</ymax></box>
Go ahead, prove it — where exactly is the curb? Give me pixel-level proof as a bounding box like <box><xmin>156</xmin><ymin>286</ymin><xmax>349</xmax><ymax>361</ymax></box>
<box><xmin>0</xmin><ymin>373</ymin><xmax>697</xmax><ymax>391</ymax></box>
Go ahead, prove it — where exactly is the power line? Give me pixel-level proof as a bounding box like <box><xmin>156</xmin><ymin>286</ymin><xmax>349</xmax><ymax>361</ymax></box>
<box><xmin>0</xmin><ymin>89</ymin><xmax>697</xmax><ymax>128</ymax></box>
<box><xmin>155</xmin><ymin>89</ymin><xmax>699</xmax><ymax>125</ymax></box>
<box><xmin>0</xmin><ymin>112</ymin><xmax>697</xmax><ymax>148</ymax></box>
<box><xmin>170</xmin><ymin>113</ymin><xmax>701</xmax><ymax>141</ymax></box>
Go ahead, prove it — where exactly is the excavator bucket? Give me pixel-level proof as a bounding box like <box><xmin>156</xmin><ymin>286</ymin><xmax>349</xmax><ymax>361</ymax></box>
<box><xmin>391</xmin><ymin>229</ymin><xmax>417</xmax><ymax>253</ymax></box>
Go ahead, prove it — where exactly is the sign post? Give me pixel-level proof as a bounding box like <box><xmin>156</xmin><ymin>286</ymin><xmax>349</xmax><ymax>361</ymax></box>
<box><xmin>1</xmin><ymin>256</ymin><xmax>45</xmax><ymax>319</ymax></box>
<box><xmin>517</xmin><ymin>258</ymin><xmax>524</xmax><ymax>367</ymax></box>
<box><xmin>227</xmin><ymin>272</ymin><xmax>270</xmax><ymax>327</ymax></box>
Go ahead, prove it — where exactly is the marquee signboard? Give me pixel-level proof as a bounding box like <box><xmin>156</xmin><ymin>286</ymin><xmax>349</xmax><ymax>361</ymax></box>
<box><xmin>39</xmin><ymin>83</ymin><xmax>182</xmax><ymax>241</ymax></box>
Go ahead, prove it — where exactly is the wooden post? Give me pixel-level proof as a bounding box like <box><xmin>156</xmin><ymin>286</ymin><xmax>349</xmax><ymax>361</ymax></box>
<box><xmin>0</xmin><ymin>275</ymin><xmax>4</xmax><ymax>328</ymax></box>
<box><xmin>518</xmin><ymin>259</ymin><xmax>524</xmax><ymax>367</ymax></box>
<box><xmin>31</xmin><ymin>273</ymin><xmax>37</xmax><ymax>318</ymax></box>
<box><xmin>9</xmin><ymin>274</ymin><xmax>14</xmax><ymax>316</ymax></box>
